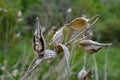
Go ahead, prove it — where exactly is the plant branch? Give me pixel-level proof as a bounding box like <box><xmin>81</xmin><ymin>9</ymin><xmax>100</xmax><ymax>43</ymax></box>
<box><xmin>65</xmin><ymin>27</ymin><xmax>93</xmax><ymax>46</ymax></box>
<box><xmin>89</xmin><ymin>15</ymin><xmax>100</xmax><ymax>26</ymax></box>
<box><xmin>20</xmin><ymin>58</ymin><xmax>42</xmax><ymax>80</ymax></box>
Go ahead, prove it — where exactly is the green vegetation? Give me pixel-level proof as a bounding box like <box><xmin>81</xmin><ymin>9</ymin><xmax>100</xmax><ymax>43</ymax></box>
<box><xmin>0</xmin><ymin>0</ymin><xmax>120</xmax><ymax>80</ymax></box>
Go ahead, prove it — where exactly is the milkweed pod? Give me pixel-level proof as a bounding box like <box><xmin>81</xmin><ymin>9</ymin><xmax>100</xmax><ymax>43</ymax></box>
<box><xmin>43</xmin><ymin>50</ymin><xmax>57</xmax><ymax>59</ymax></box>
<box><xmin>66</xmin><ymin>17</ymin><xmax>89</xmax><ymax>32</ymax></box>
<box><xmin>79</xmin><ymin>40</ymin><xmax>112</xmax><ymax>54</ymax></box>
<box><xmin>33</xmin><ymin>17</ymin><xmax>46</xmax><ymax>58</ymax></box>
<box><xmin>78</xmin><ymin>68</ymin><xmax>92</xmax><ymax>80</ymax></box>
<box><xmin>78</xmin><ymin>67</ymin><xmax>87</xmax><ymax>80</ymax></box>
<box><xmin>56</xmin><ymin>44</ymin><xmax>70</xmax><ymax>68</ymax></box>
<box><xmin>84</xmin><ymin>70</ymin><xmax>92</xmax><ymax>80</ymax></box>
<box><xmin>50</xmin><ymin>27</ymin><xmax>64</xmax><ymax>46</ymax></box>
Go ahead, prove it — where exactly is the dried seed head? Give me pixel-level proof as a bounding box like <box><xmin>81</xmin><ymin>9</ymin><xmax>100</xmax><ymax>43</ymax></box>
<box><xmin>33</xmin><ymin>17</ymin><xmax>46</xmax><ymax>57</ymax></box>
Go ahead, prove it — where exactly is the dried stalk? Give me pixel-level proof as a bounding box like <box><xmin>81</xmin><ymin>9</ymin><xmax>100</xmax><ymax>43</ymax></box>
<box><xmin>20</xmin><ymin>58</ymin><xmax>42</xmax><ymax>80</ymax></box>
<box><xmin>104</xmin><ymin>49</ymin><xmax>108</xmax><ymax>80</ymax></box>
<box><xmin>92</xmin><ymin>55</ymin><xmax>99</xmax><ymax>80</ymax></box>
<box><xmin>65</xmin><ymin>27</ymin><xmax>92</xmax><ymax>46</ymax></box>
<box><xmin>71</xmin><ymin>36</ymin><xmax>87</xmax><ymax>44</ymax></box>
<box><xmin>89</xmin><ymin>15</ymin><xmax>100</xmax><ymax>26</ymax></box>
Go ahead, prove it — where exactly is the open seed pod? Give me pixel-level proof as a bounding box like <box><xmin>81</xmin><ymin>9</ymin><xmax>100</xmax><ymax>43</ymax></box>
<box><xmin>33</xmin><ymin>18</ymin><xmax>46</xmax><ymax>58</ymax></box>
<box><xmin>83</xmin><ymin>70</ymin><xmax>92</xmax><ymax>80</ymax></box>
<box><xmin>66</xmin><ymin>17</ymin><xmax>89</xmax><ymax>32</ymax></box>
<box><xmin>56</xmin><ymin>44</ymin><xmax>70</xmax><ymax>68</ymax></box>
<box><xmin>43</xmin><ymin>50</ymin><xmax>57</xmax><ymax>59</ymax></box>
<box><xmin>50</xmin><ymin>27</ymin><xmax>64</xmax><ymax>46</ymax></box>
<box><xmin>78</xmin><ymin>67</ymin><xmax>87</xmax><ymax>80</ymax></box>
<box><xmin>79</xmin><ymin>40</ymin><xmax>112</xmax><ymax>54</ymax></box>
<box><xmin>78</xmin><ymin>68</ymin><xmax>92</xmax><ymax>80</ymax></box>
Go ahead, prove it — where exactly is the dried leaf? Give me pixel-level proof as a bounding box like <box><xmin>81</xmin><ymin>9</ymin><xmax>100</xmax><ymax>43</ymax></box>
<box><xmin>51</xmin><ymin>27</ymin><xmax>64</xmax><ymax>46</ymax></box>
<box><xmin>79</xmin><ymin>40</ymin><xmax>112</xmax><ymax>54</ymax></box>
<box><xmin>56</xmin><ymin>44</ymin><xmax>70</xmax><ymax>68</ymax></box>
<box><xmin>66</xmin><ymin>17</ymin><xmax>89</xmax><ymax>32</ymax></box>
<box><xmin>33</xmin><ymin>18</ymin><xmax>46</xmax><ymax>57</ymax></box>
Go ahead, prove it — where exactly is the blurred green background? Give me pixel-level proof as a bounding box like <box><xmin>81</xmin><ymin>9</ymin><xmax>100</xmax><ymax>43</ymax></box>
<box><xmin>0</xmin><ymin>0</ymin><xmax>120</xmax><ymax>80</ymax></box>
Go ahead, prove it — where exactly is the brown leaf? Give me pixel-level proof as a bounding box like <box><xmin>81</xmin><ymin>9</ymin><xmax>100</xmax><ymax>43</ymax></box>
<box><xmin>79</xmin><ymin>40</ymin><xmax>112</xmax><ymax>54</ymax></box>
<box><xmin>33</xmin><ymin>18</ymin><xmax>46</xmax><ymax>57</ymax></box>
<box><xmin>66</xmin><ymin>17</ymin><xmax>89</xmax><ymax>32</ymax></box>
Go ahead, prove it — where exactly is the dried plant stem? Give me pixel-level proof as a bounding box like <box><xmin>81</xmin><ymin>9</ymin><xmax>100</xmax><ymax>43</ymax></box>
<box><xmin>1</xmin><ymin>60</ymin><xmax>15</xmax><ymax>80</ymax></box>
<box><xmin>104</xmin><ymin>49</ymin><xmax>108</xmax><ymax>80</ymax></box>
<box><xmin>20</xmin><ymin>58</ymin><xmax>42</xmax><ymax>80</ymax></box>
<box><xmin>20</xmin><ymin>55</ymin><xmax>56</xmax><ymax>80</ymax></box>
<box><xmin>83</xmin><ymin>52</ymin><xmax>87</xmax><ymax>68</ymax></box>
<box><xmin>92</xmin><ymin>55</ymin><xmax>99</xmax><ymax>80</ymax></box>
<box><xmin>89</xmin><ymin>15</ymin><xmax>99</xmax><ymax>26</ymax></box>
<box><xmin>2</xmin><ymin>68</ymin><xmax>15</xmax><ymax>80</ymax></box>
<box><xmin>65</xmin><ymin>27</ymin><xmax>91</xmax><ymax>46</ymax></box>
<box><xmin>65</xmin><ymin>31</ymin><xmax>85</xmax><ymax>46</ymax></box>
<box><xmin>71</xmin><ymin>36</ymin><xmax>87</xmax><ymax>44</ymax></box>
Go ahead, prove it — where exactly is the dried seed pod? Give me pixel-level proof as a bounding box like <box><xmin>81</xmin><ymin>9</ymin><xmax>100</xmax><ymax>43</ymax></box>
<box><xmin>78</xmin><ymin>68</ymin><xmax>92</xmax><ymax>80</ymax></box>
<box><xmin>79</xmin><ymin>40</ymin><xmax>112</xmax><ymax>54</ymax></box>
<box><xmin>84</xmin><ymin>70</ymin><xmax>92</xmax><ymax>80</ymax></box>
<box><xmin>66</xmin><ymin>17</ymin><xmax>89</xmax><ymax>32</ymax></box>
<box><xmin>33</xmin><ymin>18</ymin><xmax>46</xmax><ymax>58</ymax></box>
<box><xmin>50</xmin><ymin>27</ymin><xmax>64</xmax><ymax>46</ymax></box>
<box><xmin>56</xmin><ymin>44</ymin><xmax>70</xmax><ymax>68</ymax></box>
<box><xmin>43</xmin><ymin>50</ymin><xmax>57</xmax><ymax>59</ymax></box>
<box><xmin>78</xmin><ymin>67</ymin><xmax>87</xmax><ymax>80</ymax></box>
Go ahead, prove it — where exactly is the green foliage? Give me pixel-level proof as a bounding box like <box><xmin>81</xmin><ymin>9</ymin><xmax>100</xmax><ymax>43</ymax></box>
<box><xmin>0</xmin><ymin>0</ymin><xmax>17</xmax><ymax>50</ymax></box>
<box><xmin>96</xmin><ymin>16</ymin><xmax>120</xmax><ymax>42</ymax></box>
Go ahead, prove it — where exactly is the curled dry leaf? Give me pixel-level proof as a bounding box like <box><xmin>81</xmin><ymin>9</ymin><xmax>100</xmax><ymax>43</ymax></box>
<box><xmin>33</xmin><ymin>17</ymin><xmax>46</xmax><ymax>58</ymax></box>
<box><xmin>66</xmin><ymin>17</ymin><xmax>89</xmax><ymax>32</ymax></box>
<box><xmin>79</xmin><ymin>40</ymin><xmax>112</xmax><ymax>54</ymax></box>
<box><xmin>56</xmin><ymin>44</ymin><xmax>70</xmax><ymax>68</ymax></box>
<box><xmin>51</xmin><ymin>27</ymin><xmax>64</xmax><ymax>46</ymax></box>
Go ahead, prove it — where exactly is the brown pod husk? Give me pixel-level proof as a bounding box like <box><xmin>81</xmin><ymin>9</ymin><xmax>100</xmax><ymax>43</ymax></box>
<box><xmin>66</xmin><ymin>17</ymin><xmax>89</xmax><ymax>32</ymax></box>
<box><xmin>79</xmin><ymin>40</ymin><xmax>112</xmax><ymax>54</ymax></box>
<box><xmin>33</xmin><ymin>18</ymin><xmax>46</xmax><ymax>57</ymax></box>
